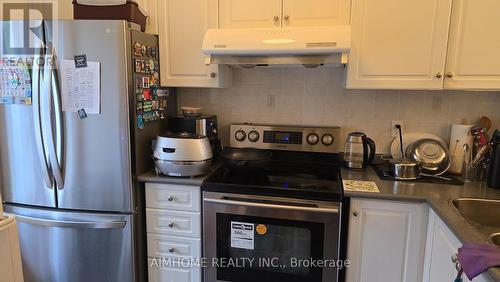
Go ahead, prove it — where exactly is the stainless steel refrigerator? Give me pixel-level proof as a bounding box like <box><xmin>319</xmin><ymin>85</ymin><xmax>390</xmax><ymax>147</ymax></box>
<box><xmin>0</xmin><ymin>20</ymin><xmax>176</xmax><ymax>282</ymax></box>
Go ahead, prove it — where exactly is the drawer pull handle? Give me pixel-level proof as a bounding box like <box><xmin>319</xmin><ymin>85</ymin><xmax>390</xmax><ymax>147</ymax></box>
<box><xmin>353</xmin><ymin>211</ymin><xmax>359</xmax><ymax>217</ymax></box>
<box><xmin>167</xmin><ymin>195</ymin><xmax>174</xmax><ymax>202</ymax></box>
<box><xmin>168</xmin><ymin>222</ymin><xmax>174</xmax><ymax>228</ymax></box>
<box><xmin>169</xmin><ymin>248</ymin><xmax>175</xmax><ymax>253</ymax></box>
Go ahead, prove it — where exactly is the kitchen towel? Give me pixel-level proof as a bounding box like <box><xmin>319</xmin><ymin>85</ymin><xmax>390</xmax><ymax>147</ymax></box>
<box><xmin>458</xmin><ymin>243</ymin><xmax>500</xmax><ymax>280</ymax></box>
<box><xmin>448</xmin><ymin>123</ymin><xmax>474</xmax><ymax>175</ymax></box>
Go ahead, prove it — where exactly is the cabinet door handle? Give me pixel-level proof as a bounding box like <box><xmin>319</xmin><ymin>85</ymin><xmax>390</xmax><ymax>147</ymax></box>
<box><xmin>168</xmin><ymin>248</ymin><xmax>175</xmax><ymax>253</ymax></box>
<box><xmin>168</xmin><ymin>222</ymin><xmax>174</xmax><ymax>228</ymax></box>
<box><xmin>273</xmin><ymin>16</ymin><xmax>280</xmax><ymax>22</ymax></box>
<box><xmin>353</xmin><ymin>211</ymin><xmax>359</xmax><ymax>217</ymax></box>
<box><xmin>446</xmin><ymin>72</ymin><xmax>454</xmax><ymax>78</ymax></box>
<box><xmin>210</xmin><ymin>72</ymin><xmax>216</xmax><ymax>78</ymax></box>
<box><xmin>284</xmin><ymin>15</ymin><xmax>290</xmax><ymax>21</ymax></box>
<box><xmin>435</xmin><ymin>72</ymin><xmax>442</xmax><ymax>78</ymax></box>
<box><xmin>167</xmin><ymin>195</ymin><xmax>174</xmax><ymax>202</ymax></box>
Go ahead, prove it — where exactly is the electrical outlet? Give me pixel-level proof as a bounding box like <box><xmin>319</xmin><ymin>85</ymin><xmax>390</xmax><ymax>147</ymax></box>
<box><xmin>391</xmin><ymin>121</ymin><xmax>403</xmax><ymax>138</ymax></box>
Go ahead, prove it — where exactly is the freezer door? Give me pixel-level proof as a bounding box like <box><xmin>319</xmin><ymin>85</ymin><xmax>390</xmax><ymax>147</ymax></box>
<box><xmin>0</xmin><ymin>21</ymin><xmax>56</xmax><ymax>208</ymax></box>
<box><xmin>48</xmin><ymin>21</ymin><xmax>135</xmax><ymax>212</ymax></box>
<box><xmin>4</xmin><ymin>204</ymin><xmax>136</xmax><ymax>282</ymax></box>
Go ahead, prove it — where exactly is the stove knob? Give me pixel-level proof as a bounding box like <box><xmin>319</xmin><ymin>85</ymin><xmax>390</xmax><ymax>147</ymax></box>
<box><xmin>306</xmin><ymin>133</ymin><xmax>319</xmax><ymax>145</ymax></box>
<box><xmin>321</xmin><ymin>134</ymin><xmax>334</xmax><ymax>146</ymax></box>
<box><xmin>235</xmin><ymin>130</ymin><xmax>246</xmax><ymax>142</ymax></box>
<box><xmin>248</xmin><ymin>131</ymin><xmax>260</xmax><ymax>142</ymax></box>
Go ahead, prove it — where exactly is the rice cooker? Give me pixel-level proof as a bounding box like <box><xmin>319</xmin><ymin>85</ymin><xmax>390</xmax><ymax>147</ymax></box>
<box><xmin>153</xmin><ymin>132</ymin><xmax>213</xmax><ymax>177</ymax></box>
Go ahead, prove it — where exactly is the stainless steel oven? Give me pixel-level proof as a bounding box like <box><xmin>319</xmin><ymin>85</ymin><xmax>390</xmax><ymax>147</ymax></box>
<box><xmin>203</xmin><ymin>191</ymin><xmax>341</xmax><ymax>282</ymax></box>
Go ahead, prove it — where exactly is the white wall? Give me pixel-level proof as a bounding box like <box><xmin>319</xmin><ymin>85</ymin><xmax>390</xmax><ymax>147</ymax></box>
<box><xmin>178</xmin><ymin>67</ymin><xmax>500</xmax><ymax>153</ymax></box>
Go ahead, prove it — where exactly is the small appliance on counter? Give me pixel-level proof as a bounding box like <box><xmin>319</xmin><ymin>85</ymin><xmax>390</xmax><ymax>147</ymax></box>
<box><xmin>153</xmin><ymin>132</ymin><xmax>213</xmax><ymax>177</ymax></box>
<box><xmin>202</xmin><ymin>124</ymin><xmax>345</xmax><ymax>282</ymax></box>
<box><xmin>343</xmin><ymin>132</ymin><xmax>376</xmax><ymax>169</ymax></box>
<box><xmin>167</xmin><ymin>114</ymin><xmax>222</xmax><ymax>159</ymax></box>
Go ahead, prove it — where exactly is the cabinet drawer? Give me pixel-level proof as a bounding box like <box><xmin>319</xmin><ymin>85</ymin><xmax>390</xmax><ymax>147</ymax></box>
<box><xmin>147</xmin><ymin>234</ymin><xmax>201</xmax><ymax>260</ymax></box>
<box><xmin>148</xmin><ymin>258</ymin><xmax>201</xmax><ymax>282</ymax></box>
<box><xmin>146</xmin><ymin>183</ymin><xmax>200</xmax><ymax>212</ymax></box>
<box><xmin>146</xmin><ymin>208</ymin><xmax>201</xmax><ymax>238</ymax></box>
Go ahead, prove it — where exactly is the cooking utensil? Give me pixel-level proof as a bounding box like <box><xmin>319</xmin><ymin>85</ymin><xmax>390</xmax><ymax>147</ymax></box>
<box><xmin>221</xmin><ymin>147</ymin><xmax>272</xmax><ymax>172</ymax></box>
<box><xmin>181</xmin><ymin>106</ymin><xmax>204</xmax><ymax>117</ymax></box>
<box><xmin>420</xmin><ymin>173</ymin><xmax>452</xmax><ymax>181</ymax></box>
<box><xmin>388</xmin><ymin>124</ymin><xmax>421</xmax><ymax>180</ymax></box>
<box><xmin>480</xmin><ymin>116</ymin><xmax>492</xmax><ymax>133</ymax></box>
<box><xmin>390</xmin><ymin>132</ymin><xmax>447</xmax><ymax>159</ymax></box>
<box><xmin>406</xmin><ymin>138</ymin><xmax>451</xmax><ymax>175</ymax></box>
<box><xmin>390</xmin><ymin>158</ymin><xmax>421</xmax><ymax>180</ymax></box>
<box><xmin>343</xmin><ymin>132</ymin><xmax>376</xmax><ymax>169</ymax></box>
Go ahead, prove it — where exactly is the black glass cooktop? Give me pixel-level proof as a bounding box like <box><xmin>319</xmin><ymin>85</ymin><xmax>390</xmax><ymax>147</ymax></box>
<box><xmin>203</xmin><ymin>156</ymin><xmax>343</xmax><ymax>201</ymax></box>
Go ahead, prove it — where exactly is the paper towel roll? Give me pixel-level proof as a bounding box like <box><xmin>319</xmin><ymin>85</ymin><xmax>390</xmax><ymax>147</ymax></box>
<box><xmin>448</xmin><ymin>123</ymin><xmax>473</xmax><ymax>175</ymax></box>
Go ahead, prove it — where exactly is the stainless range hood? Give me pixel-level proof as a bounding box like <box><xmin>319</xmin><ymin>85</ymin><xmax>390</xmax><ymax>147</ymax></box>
<box><xmin>202</xmin><ymin>26</ymin><xmax>351</xmax><ymax>68</ymax></box>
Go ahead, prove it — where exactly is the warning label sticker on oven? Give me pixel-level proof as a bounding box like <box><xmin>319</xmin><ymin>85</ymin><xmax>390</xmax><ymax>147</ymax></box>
<box><xmin>230</xmin><ymin>221</ymin><xmax>254</xmax><ymax>250</ymax></box>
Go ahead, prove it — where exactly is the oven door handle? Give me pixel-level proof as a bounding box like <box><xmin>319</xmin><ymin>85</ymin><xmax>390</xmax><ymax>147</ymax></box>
<box><xmin>203</xmin><ymin>198</ymin><xmax>339</xmax><ymax>214</ymax></box>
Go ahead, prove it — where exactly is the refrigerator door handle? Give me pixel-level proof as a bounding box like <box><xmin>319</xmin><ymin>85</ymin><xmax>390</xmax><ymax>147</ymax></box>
<box><xmin>47</xmin><ymin>43</ymin><xmax>65</xmax><ymax>190</ymax></box>
<box><xmin>32</xmin><ymin>43</ymin><xmax>53</xmax><ymax>189</ymax></box>
<box><xmin>15</xmin><ymin>214</ymin><xmax>127</xmax><ymax>229</ymax></box>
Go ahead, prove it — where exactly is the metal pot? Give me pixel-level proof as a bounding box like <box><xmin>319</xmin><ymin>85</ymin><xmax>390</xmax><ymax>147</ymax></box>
<box><xmin>390</xmin><ymin>158</ymin><xmax>421</xmax><ymax>180</ymax></box>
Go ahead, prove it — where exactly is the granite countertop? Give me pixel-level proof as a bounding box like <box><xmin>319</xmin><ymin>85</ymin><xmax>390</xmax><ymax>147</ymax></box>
<box><xmin>137</xmin><ymin>163</ymin><xmax>221</xmax><ymax>186</ymax></box>
<box><xmin>342</xmin><ymin>167</ymin><xmax>500</xmax><ymax>281</ymax></box>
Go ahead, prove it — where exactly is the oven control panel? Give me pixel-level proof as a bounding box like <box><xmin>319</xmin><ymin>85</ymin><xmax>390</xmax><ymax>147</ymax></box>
<box><xmin>230</xmin><ymin>124</ymin><xmax>341</xmax><ymax>153</ymax></box>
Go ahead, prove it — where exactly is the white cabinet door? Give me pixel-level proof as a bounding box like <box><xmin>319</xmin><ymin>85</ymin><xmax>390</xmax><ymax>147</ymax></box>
<box><xmin>219</xmin><ymin>0</ymin><xmax>282</xmax><ymax>28</ymax></box>
<box><xmin>145</xmin><ymin>183</ymin><xmax>201</xmax><ymax>212</ymax></box>
<box><xmin>444</xmin><ymin>0</ymin><xmax>500</xmax><ymax>90</ymax></box>
<box><xmin>158</xmin><ymin>0</ymin><xmax>231</xmax><ymax>88</ymax></box>
<box><xmin>346</xmin><ymin>198</ymin><xmax>428</xmax><ymax>282</ymax></box>
<box><xmin>346</xmin><ymin>0</ymin><xmax>453</xmax><ymax>89</ymax></box>
<box><xmin>423</xmin><ymin>210</ymin><xmax>494</xmax><ymax>282</ymax></box>
<box><xmin>282</xmin><ymin>0</ymin><xmax>351</xmax><ymax>27</ymax></box>
<box><xmin>148</xmin><ymin>258</ymin><xmax>201</xmax><ymax>282</ymax></box>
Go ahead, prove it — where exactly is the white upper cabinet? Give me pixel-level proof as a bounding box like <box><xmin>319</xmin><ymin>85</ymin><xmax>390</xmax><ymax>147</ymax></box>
<box><xmin>346</xmin><ymin>0</ymin><xmax>453</xmax><ymax>89</ymax></box>
<box><xmin>444</xmin><ymin>0</ymin><xmax>500</xmax><ymax>90</ymax></box>
<box><xmin>346</xmin><ymin>198</ymin><xmax>428</xmax><ymax>282</ymax></box>
<box><xmin>219</xmin><ymin>0</ymin><xmax>351</xmax><ymax>28</ymax></box>
<box><xmin>158</xmin><ymin>0</ymin><xmax>231</xmax><ymax>88</ymax></box>
<box><xmin>218</xmin><ymin>0</ymin><xmax>282</xmax><ymax>28</ymax></box>
<box><xmin>282</xmin><ymin>0</ymin><xmax>351</xmax><ymax>27</ymax></box>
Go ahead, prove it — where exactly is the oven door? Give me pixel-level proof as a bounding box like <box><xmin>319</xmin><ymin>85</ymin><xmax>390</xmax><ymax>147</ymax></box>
<box><xmin>203</xmin><ymin>192</ymin><xmax>341</xmax><ymax>282</ymax></box>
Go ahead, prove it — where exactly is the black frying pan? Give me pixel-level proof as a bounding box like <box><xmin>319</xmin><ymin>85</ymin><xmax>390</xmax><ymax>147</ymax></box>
<box><xmin>221</xmin><ymin>147</ymin><xmax>272</xmax><ymax>172</ymax></box>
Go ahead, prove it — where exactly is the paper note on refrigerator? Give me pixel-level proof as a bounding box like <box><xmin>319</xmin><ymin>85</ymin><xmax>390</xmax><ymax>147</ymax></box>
<box><xmin>61</xmin><ymin>60</ymin><xmax>101</xmax><ymax>114</ymax></box>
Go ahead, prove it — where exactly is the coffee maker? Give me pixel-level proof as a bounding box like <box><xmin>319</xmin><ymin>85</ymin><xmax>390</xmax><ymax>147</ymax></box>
<box><xmin>167</xmin><ymin>115</ymin><xmax>222</xmax><ymax>159</ymax></box>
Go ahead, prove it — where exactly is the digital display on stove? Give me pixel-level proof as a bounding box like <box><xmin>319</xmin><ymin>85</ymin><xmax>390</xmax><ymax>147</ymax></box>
<box><xmin>275</xmin><ymin>132</ymin><xmax>290</xmax><ymax>142</ymax></box>
<box><xmin>263</xmin><ymin>131</ymin><xmax>302</xmax><ymax>145</ymax></box>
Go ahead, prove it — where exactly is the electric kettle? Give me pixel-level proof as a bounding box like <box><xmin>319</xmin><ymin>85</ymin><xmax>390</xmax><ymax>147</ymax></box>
<box><xmin>343</xmin><ymin>132</ymin><xmax>376</xmax><ymax>169</ymax></box>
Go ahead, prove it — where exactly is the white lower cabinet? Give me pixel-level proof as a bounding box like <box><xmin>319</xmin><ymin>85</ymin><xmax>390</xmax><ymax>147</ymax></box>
<box><xmin>423</xmin><ymin>209</ymin><xmax>493</xmax><ymax>282</ymax></box>
<box><xmin>346</xmin><ymin>198</ymin><xmax>429</xmax><ymax>282</ymax></box>
<box><xmin>148</xmin><ymin>258</ymin><xmax>201</xmax><ymax>282</ymax></box>
<box><xmin>146</xmin><ymin>183</ymin><xmax>202</xmax><ymax>282</ymax></box>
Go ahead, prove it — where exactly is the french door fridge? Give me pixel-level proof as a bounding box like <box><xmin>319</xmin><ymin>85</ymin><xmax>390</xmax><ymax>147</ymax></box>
<box><xmin>0</xmin><ymin>20</ymin><xmax>175</xmax><ymax>282</ymax></box>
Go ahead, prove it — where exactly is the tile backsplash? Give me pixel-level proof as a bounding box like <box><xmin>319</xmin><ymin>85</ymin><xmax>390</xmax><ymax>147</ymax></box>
<box><xmin>178</xmin><ymin>68</ymin><xmax>500</xmax><ymax>153</ymax></box>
